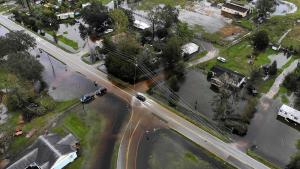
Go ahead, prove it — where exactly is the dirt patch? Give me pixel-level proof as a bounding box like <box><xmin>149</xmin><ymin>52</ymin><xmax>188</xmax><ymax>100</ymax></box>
<box><xmin>219</xmin><ymin>25</ymin><xmax>245</xmax><ymax>37</ymax></box>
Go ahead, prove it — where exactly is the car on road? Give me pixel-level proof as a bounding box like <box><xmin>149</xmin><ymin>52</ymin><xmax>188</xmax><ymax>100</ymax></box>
<box><xmin>80</xmin><ymin>94</ymin><xmax>95</xmax><ymax>103</ymax></box>
<box><xmin>95</xmin><ymin>87</ymin><xmax>107</xmax><ymax>96</ymax></box>
<box><xmin>136</xmin><ymin>93</ymin><xmax>146</xmax><ymax>102</ymax></box>
<box><xmin>217</xmin><ymin>57</ymin><xmax>226</xmax><ymax>63</ymax></box>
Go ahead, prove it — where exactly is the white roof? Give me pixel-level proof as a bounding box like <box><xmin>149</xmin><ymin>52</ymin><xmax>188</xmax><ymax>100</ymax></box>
<box><xmin>82</xmin><ymin>2</ymin><xmax>91</xmax><ymax>8</ymax></box>
<box><xmin>181</xmin><ymin>43</ymin><xmax>199</xmax><ymax>55</ymax></box>
<box><xmin>278</xmin><ymin>104</ymin><xmax>300</xmax><ymax>124</ymax></box>
<box><xmin>57</xmin><ymin>12</ymin><xmax>74</xmax><ymax>17</ymax></box>
<box><xmin>134</xmin><ymin>20</ymin><xmax>150</xmax><ymax>30</ymax></box>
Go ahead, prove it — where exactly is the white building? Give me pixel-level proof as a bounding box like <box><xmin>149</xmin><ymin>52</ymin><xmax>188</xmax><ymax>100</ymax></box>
<box><xmin>181</xmin><ymin>43</ymin><xmax>199</xmax><ymax>56</ymax></box>
<box><xmin>56</xmin><ymin>12</ymin><xmax>75</xmax><ymax>20</ymax></box>
<box><xmin>278</xmin><ymin>104</ymin><xmax>300</xmax><ymax>124</ymax></box>
<box><xmin>133</xmin><ymin>20</ymin><xmax>150</xmax><ymax>30</ymax></box>
<box><xmin>81</xmin><ymin>2</ymin><xmax>91</xmax><ymax>8</ymax></box>
<box><xmin>7</xmin><ymin>133</ymin><xmax>78</xmax><ymax>169</ymax></box>
<box><xmin>221</xmin><ymin>2</ymin><xmax>249</xmax><ymax>17</ymax></box>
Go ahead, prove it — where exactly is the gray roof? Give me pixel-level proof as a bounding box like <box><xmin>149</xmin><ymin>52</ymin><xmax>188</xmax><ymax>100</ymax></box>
<box><xmin>6</xmin><ymin>133</ymin><xmax>77</xmax><ymax>169</ymax></box>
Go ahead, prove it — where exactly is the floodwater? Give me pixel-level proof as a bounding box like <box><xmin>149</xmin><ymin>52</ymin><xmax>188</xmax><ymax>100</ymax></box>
<box><xmin>268</xmin><ymin>52</ymin><xmax>291</xmax><ymax>68</ymax></box>
<box><xmin>37</xmin><ymin>50</ymin><xmax>98</xmax><ymax>101</ymax></box>
<box><xmin>235</xmin><ymin>97</ymin><xmax>300</xmax><ymax>167</ymax></box>
<box><xmin>152</xmin><ymin>69</ymin><xmax>299</xmax><ymax>167</ymax></box>
<box><xmin>165</xmin><ymin>69</ymin><xmax>246</xmax><ymax>119</ymax></box>
<box><xmin>272</xmin><ymin>1</ymin><xmax>297</xmax><ymax>16</ymax></box>
<box><xmin>43</xmin><ymin>21</ymin><xmax>98</xmax><ymax>53</ymax></box>
<box><xmin>0</xmin><ymin>25</ymin><xmax>9</xmax><ymax>36</ymax></box>
<box><xmin>137</xmin><ymin>129</ymin><xmax>233</xmax><ymax>169</ymax></box>
<box><xmin>86</xmin><ymin>93</ymin><xmax>129</xmax><ymax>169</ymax></box>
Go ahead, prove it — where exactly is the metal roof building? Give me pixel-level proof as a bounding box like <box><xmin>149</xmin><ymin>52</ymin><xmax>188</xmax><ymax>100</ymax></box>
<box><xmin>278</xmin><ymin>104</ymin><xmax>300</xmax><ymax>124</ymax></box>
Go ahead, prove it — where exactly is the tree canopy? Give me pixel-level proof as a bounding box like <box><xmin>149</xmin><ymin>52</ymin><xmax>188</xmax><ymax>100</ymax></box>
<box><xmin>81</xmin><ymin>1</ymin><xmax>111</xmax><ymax>35</ymax></box>
<box><xmin>252</xmin><ymin>30</ymin><xmax>269</xmax><ymax>51</ymax></box>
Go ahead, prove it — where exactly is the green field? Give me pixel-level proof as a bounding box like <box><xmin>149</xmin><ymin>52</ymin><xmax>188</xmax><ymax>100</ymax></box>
<box><xmin>137</xmin><ymin>0</ymin><xmax>188</xmax><ymax>10</ymax></box>
<box><xmin>198</xmin><ymin>41</ymin><xmax>276</xmax><ymax>76</ymax></box>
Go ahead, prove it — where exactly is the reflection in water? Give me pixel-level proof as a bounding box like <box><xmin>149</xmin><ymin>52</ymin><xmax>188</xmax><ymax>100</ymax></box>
<box><xmin>37</xmin><ymin>50</ymin><xmax>98</xmax><ymax>101</ymax></box>
<box><xmin>137</xmin><ymin>129</ymin><xmax>232</xmax><ymax>169</ymax></box>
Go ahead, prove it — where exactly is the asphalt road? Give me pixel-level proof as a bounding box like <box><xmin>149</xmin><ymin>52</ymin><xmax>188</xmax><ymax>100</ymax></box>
<box><xmin>0</xmin><ymin>14</ymin><xmax>271</xmax><ymax>169</ymax></box>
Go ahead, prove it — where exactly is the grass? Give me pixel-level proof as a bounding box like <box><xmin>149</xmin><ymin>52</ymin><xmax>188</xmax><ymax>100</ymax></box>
<box><xmin>198</xmin><ymin>41</ymin><xmax>276</xmax><ymax>76</ymax></box>
<box><xmin>57</xmin><ymin>34</ymin><xmax>79</xmax><ymax>50</ymax></box>
<box><xmin>234</xmin><ymin>19</ymin><xmax>254</xmax><ymax>31</ymax></box>
<box><xmin>6</xmin><ymin>99</ymin><xmax>78</xmax><ymax>156</ymax></box>
<box><xmin>247</xmin><ymin>149</ymin><xmax>281</xmax><ymax>169</ymax></box>
<box><xmin>53</xmin><ymin>108</ymin><xmax>106</xmax><ymax>169</ymax></box>
<box><xmin>137</xmin><ymin>0</ymin><xmax>188</xmax><ymax>10</ymax></box>
<box><xmin>46</xmin><ymin>30</ymin><xmax>79</xmax><ymax>50</ymax></box>
<box><xmin>189</xmin><ymin>50</ymin><xmax>208</xmax><ymax>62</ymax></box>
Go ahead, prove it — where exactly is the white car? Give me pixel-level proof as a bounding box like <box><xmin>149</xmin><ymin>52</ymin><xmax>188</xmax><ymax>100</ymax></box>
<box><xmin>217</xmin><ymin>57</ymin><xmax>226</xmax><ymax>63</ymax></box>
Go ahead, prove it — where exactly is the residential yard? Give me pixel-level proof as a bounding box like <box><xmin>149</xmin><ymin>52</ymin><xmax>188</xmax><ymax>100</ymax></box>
<box><xmin>2</xmin><ymin>99</ymin><xmax>78</xmax><ymax>156</ymax></box>
<box><xmin>188</xmin><ymin>50</ymin><xmax>208</xmax><ymax>62</ymax></box>
<box><xmin>282</xmin><ymin>25</ymin><xmax>300</xmax><ymax>52</ymax></box>
<box><xmin>52</xmin><ymin>107</ymin><xmax>106</xmax><ymax>169</ymax></box>
<box><xmin>197</xmin><ymin>41</ymin><xmax>276</xmax><ymax>76</ymax></box>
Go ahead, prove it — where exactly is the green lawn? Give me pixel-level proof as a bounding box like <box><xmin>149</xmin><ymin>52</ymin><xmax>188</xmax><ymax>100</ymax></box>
<box><xmin>46</xmin><ymin>31</ymin><xmax>79</xmax><ymax>50</ymax></box>
<box><xmin>57</xmin><ymin>35</ymin><xmax>79</xmax><ymax>50</ymax></box>
<box><xmin>198</xmin><ymin>41</ymin><xmax>276</xmax><ymax>76</ymax></box>
<box><xmin>52</xmin><ymin>109</ymin><xmax>106</xmax><ymax>169</ymax></box>
<box><xmin>137</xmin><ymin>0</ymin><xmax>188</xmax><ymax>10</ymax></box>
<box><xmin>189</xmin><ymin>50</ymin><xmax>208</xmax><ymax>62</ymax></box>
<box><xmin>5</xmin><ymin>99</ymin><xmax>78</xmax><ymax>156</ymax></box>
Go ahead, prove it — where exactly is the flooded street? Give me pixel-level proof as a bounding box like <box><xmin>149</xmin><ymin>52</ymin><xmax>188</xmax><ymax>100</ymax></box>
<box><xmin>86</xmin><ymin>94</ymin><xmax>129</xmax><ymax>169</ymax></box>
<box><xmin>137</xmin><ymin>129</ymin><xmax>233</xmax><ymax>169</ymax></box>
<box><xmin>37</xmin><ymin>50</ymin><xmax>99</xmax><ymax>101</ymax></box>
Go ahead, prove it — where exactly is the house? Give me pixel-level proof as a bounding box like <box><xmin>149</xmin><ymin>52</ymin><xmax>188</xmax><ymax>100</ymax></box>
<box><xmin>6</xmin><ymin>133</ymin><xmax>78</xmax><ymax>169</ymax></box>
<box><xmin>133</xmin><ymin>20</ymin><xmax>150</xmax><ymax>30</ymax></box>
<box><xmin>278</xmin><ymin>104</ymin><xmax>300</xmax><ymax>125</ymax></box>
<box><xmin>209</xmin><ymin>65</ymin><xmax>246</xmax><ymax>88</ymax></box>
<box><xmin>221</xmin><ymin>2</ymin><xmax>249</xmax><ymax>17</ymax></box>
<box><xmin>181</xmin><ymin>43</ymin><xmax>199</xmax><ymax>56</ymax></box>
<box><xmin>56</xmin><ymin>12</ymin><xmax>75</xmax><ymax>20</ymax></box>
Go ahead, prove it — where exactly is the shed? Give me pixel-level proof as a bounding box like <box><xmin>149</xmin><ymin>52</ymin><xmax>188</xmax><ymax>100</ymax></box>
<box><xmin>181</xmin><ymin>43</ymin><xmax>199</xmax><ymax>55</ymax></box>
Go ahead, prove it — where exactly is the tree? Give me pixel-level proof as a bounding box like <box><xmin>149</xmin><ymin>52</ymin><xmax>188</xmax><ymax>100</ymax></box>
<box><xmin>109</xmin><ymin>9</ymin><xmax>129</xmax><ymax>33</ymax></box>
<box><xmin>269</xmin><ymin>61</ymin><xmax>277</xmax><ymax>75</ymax></box>
<box><xmin>0</xmin><ymin>31</ymin><xmax>36</xmax><ymax>57</ymax></box>
<box><xmin>148</xmin><ymin>5</ymin><xmax>179</xmax><ymax>40</ymax></box>
<box><xmin>176</xmin><ymin>22</ymin><xmax>193</xmax><ymax>43</ymax></box>
<box><xmin>168</xmin><ymin>75</ymin><xmax>180</xmax><ymax>92</ymax></box>
<box><xmin>161</xmin><ymin>37</ymin><xmax>182</xmax><ymax>68</ymax></box>
<box><xmin>212</xmin><ymin>88</ymin><xmax>233</xmax><ymax>120</ymax></box>
<box><xmin>256</xmin><ymin>0</ymin><xmax>276</xmax><ymax>17</ymax></box>
<box><xmin>252</xmin><ymin>30</ymin><xmax>269</xmax><ymax>51</ymax></box>
<box><xmin>105</xmin><ymin>35</ymin><xmax>141</xmax><ymax>83</ymax></box>
<box><xmin>5</xmin><ymin>52</ymin><xmax>44</xmax><ymax>81</ymax></box>
<box><xmin>81</xmin><ymin>1</ymin><xmax>111</xmax><ymax>35</ymax></box>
